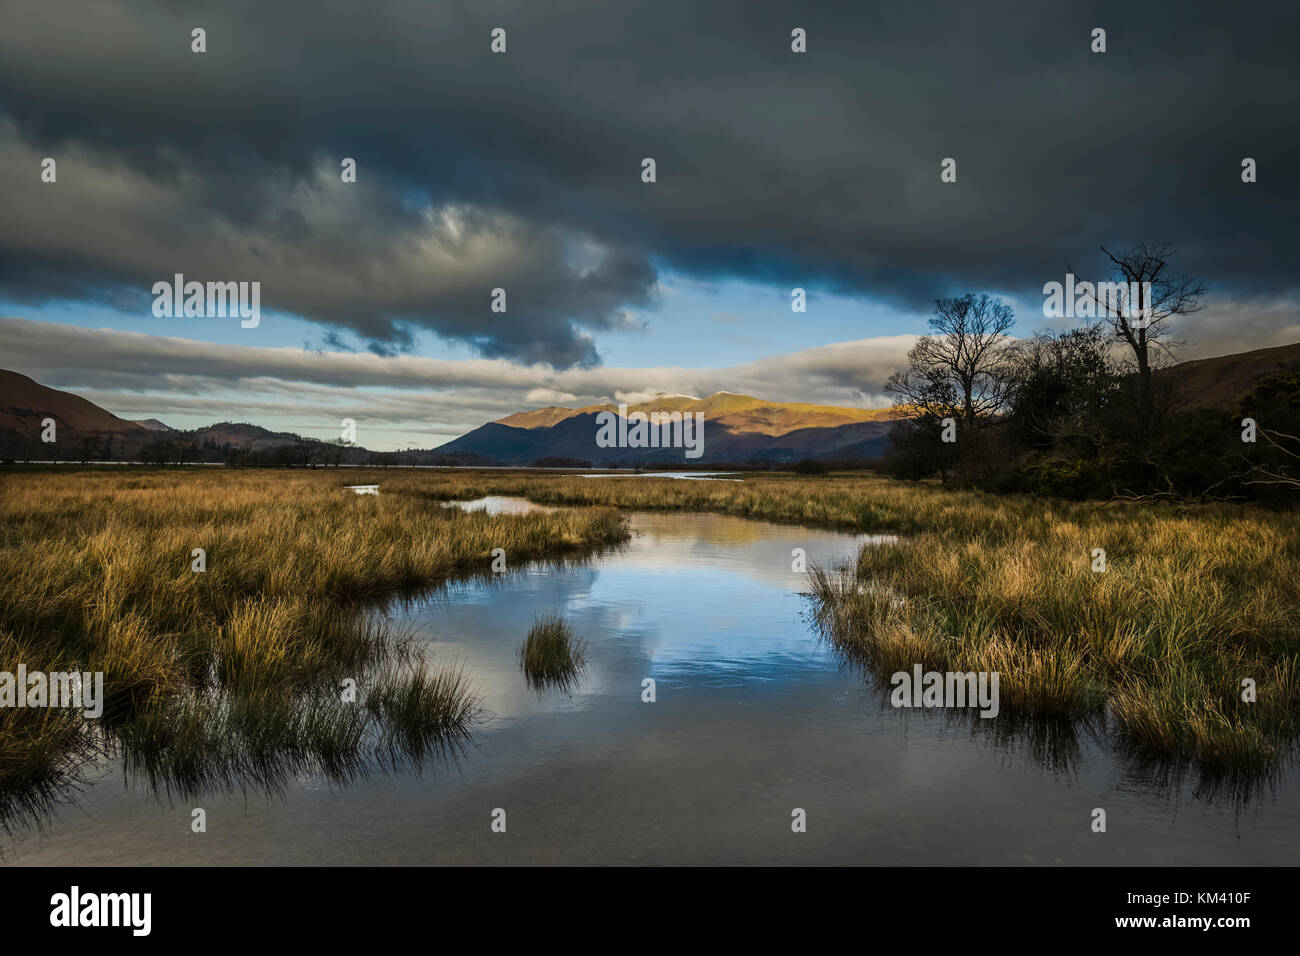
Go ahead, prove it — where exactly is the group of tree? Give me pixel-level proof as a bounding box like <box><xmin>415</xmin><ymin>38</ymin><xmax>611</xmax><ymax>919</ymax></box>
<box><xmin>137</xmin><ymin>436</ymin><xmax>358</xmax><ymax>468</ymax></box>
<box><xmin>885</xmin><ymin>242</ymin><xmax>1299</xmax><ymax>503</ymax></box>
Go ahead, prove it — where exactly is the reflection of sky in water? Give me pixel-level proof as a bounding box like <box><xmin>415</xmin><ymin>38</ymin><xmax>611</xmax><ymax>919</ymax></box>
<box><xmin>440</xmin><ymin>496</ymin><xmax>552</xmax><ymax>514</ymax></box>
<box><xmin>579</xmin><ymin>472</ymin><xmax>742</xmax><ymax>481</ymax></box>
<box><xmin>409</xmin><ymin>507</ymin><xmax>883</xmax><ymax>719</ymax></box>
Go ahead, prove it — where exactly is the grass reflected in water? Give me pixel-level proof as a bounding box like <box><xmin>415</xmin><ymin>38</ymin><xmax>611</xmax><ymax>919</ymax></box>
<box><xmin>519</xmin><ymin>612</ymin><xmax>587</xmax><ymax>695</ymax></box>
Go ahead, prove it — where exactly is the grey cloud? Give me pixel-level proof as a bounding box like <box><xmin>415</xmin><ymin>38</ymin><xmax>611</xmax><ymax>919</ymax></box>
<box><xmin>1</xmin><ymin>0</ymin><xmax>1296</xmax><ymax>367</ymax></box>
<box><xmin>0</xmin><ymin>125</ymin><xmax>652</xmax><ymax>367</ymax></box>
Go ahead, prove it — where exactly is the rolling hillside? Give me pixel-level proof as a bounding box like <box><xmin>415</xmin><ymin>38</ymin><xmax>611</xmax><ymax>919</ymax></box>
<box><xmin>1165</xmin><ymin>341</ymin><xmax>1300</xmax><ymax>410</ymax></box>
<box><xmin>0</xmin><ymin>369</ymin><xmax>151</xmax><ymax>458</ymax></box>
<box><xmin>498</xmin><ymin>392</ymin><xmax>900</xmax><ymax>434</ymax></box>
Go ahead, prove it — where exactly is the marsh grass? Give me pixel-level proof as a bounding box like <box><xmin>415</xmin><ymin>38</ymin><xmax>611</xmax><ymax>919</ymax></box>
<box><xmin>0</xmin><ymin>468</ymin><xmax>628</xmax><ymax>825</ymax></box>
<box><xmin>366</xmin><ymin>660</ymin><xmax>479</xmax><ymax>770</ymax></box>
<box><xmin>117</xmin><ymin>649</ymin><xmax>479</xmax><ymax>800</ymax></box>
<box><xmin>803</xmin><ymin>490</ymin><xmax>1300</xmax><ymax>771</ymax></box>
<box><xmin>519</xmin><ymin>611</ymin><xmax>587</xmax><ymax>693</ymax></box>
<box><xmin>2</xmin><ymin>465</ymin><xmax>1296</xmax><ymax>817</ymax></box>
<box><xmin>0</xmin><ymin>703</ymin><xmax>100</xmax><ymax>836</ymax></box>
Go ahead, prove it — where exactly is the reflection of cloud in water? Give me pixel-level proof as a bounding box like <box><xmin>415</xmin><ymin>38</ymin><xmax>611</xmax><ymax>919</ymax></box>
<box><xmin>440</xmin><ymin>496</ymin><xmax>553</xmax><ymax>515</ymax></box>
<box><xmin>399</xmin><ymin>507</ymin><xmax>875</xmax><ymax>718</ymax></box>
<box><xmin>580</xmin><ymin>472</ymin><xmax>741</xmax><ymax>481</ymax></box>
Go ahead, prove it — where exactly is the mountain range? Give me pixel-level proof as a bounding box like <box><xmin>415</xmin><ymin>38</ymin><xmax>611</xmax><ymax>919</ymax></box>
<box><xmin>2</xmin><ymin>340</ymin><xmax>1299</xmax><ymax>465</ymax></box>
<box><xmin>439</xmin><ymin>392</ymin><xmax>906</xmax><ymax>464</ymax></box>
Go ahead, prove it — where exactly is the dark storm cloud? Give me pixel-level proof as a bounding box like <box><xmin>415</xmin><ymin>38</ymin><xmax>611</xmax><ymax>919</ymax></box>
<box><xmin>0</xmin><ymin>0</ymin><xmax>1296</xmax><ymax>365</ymax></box>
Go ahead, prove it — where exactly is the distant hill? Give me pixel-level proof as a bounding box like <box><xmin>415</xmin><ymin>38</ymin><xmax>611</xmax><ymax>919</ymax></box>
<box><xmin>1164</xmin><ymin>341</ymin><xmax>1300</xmax><ymax>410</ymax></box>
<box><xmin>133</xmin><ymin>418</ymin><xmax>174</xmax><ymax>432</ymax></box>
<box><xmin>0</xmin><ymin>369</ymin><xmax>148</xmax><ymax>435</ymax></box>
<box><xmin>0</xmin><ymin>370</ymin><xmax>492</xmax><ymax>465</ymax></box>
<box><xmin>499</xmin><ymin>392</ymin><xmax>900</xmax><ymax>434</ymax></box>
<box><xmin>440</xmin><ymin>392</ymin><xmax>906</xmax><ymax>465</ymax></box>
<box><xmin>191</xmin><ymin>421</ymin><xmax>304</xmax><ymax>451</ymax></box>
<box><xmin>0</xmin><ymin>369</ymin><xmax>150</xmax><ymax>458</ymax></box>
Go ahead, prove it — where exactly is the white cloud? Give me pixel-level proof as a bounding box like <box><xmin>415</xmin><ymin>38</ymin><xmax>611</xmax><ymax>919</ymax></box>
<box><xmin>524</xmin><ymin>388</ymin><xmax>579</xmax><ymax>404</ymax></box>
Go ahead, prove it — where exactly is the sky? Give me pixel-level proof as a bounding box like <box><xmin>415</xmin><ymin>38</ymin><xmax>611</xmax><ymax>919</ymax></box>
<box><xmin>1</xmin><ymin>0</ymin><xmax>1297</xmax><ymax>450</ymax></box>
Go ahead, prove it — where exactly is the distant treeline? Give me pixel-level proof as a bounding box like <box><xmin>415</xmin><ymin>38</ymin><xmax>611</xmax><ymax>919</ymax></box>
<box><xmin>2</xmin><ymin>433</ymin><xmax>490</xmax><ymax>469</ymax></box>
<box><xmin>0</xmin><ymin>434</ymin><xmax>883</xmax><ymax>472</ymax></box>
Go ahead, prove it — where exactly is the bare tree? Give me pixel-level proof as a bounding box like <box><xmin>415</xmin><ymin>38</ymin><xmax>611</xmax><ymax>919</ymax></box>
<box><xmin>1080</xmin><ymin>242</ymin><xmax>1206</xmax><ymax>415</ymax></box>
<box><xmin>887</xmin><ymin>293</ymin><xmax>1018</xmax><ymax>435</ymax></box>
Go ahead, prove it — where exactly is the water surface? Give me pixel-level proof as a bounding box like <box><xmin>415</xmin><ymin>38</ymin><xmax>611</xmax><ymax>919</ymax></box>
<box><xmin>579</xmin><ymin>472</ymin><xmax>742</xmax><ymax>481</ymax></box>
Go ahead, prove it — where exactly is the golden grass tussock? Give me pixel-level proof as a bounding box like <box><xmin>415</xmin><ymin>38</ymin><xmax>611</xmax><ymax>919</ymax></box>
<box><xmin>519</xmin><ymin>611</ymin><xmax>587</xmax><ymax>693</ymax></box>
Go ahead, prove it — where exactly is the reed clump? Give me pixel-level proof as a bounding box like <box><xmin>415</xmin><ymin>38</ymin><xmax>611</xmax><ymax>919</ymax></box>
<box><xmin>519</xmin><ymin>611</ymin><xmax>587</xmax><ymax>693</ymax></box>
